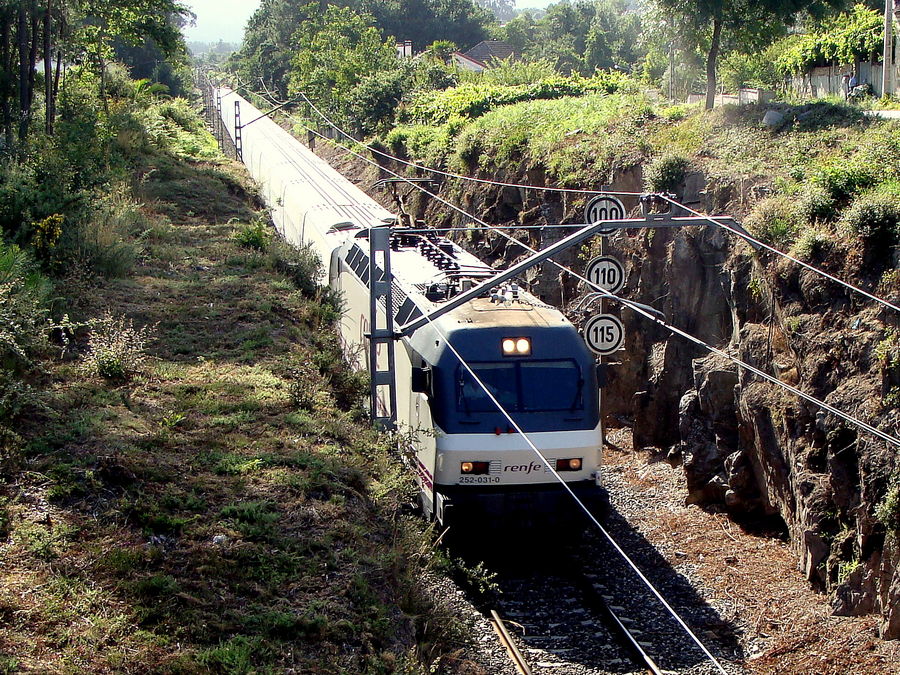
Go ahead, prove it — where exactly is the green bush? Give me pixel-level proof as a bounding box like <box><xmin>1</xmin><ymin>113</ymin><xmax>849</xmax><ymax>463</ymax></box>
<box><xmin>404</xmin><ymin>70</ymin><xmax>628</xmax><ymax>125</ymax></box>
<box><xmin>644</xmin><ymin>154</ymin><xmax>690</xmax><ymax>193</ymax></box>
<box><xmin>840</xmin><ymin>194</ymin><xmax>900</xmax><ymax>245</ymax></box>
<box><xmin>796</xmin><ymin>183</ymin><xmax>837</xmax><ymax>223</ymax></box>
<box><xmin>345</xmin><ymin>67</ymin><xmax>411</xmax><ymax>136</ymax></box>
<box><xmin>0</xmin><ymin>244</ymin><xmax>52</xmax><ymax>369</ymax></box>
<box><xmin>233</xmin><ymin>219</ymin><xmax>271</xmax><ymax>251</ymax></box>
<box><xmin>877</xmin><ymin>483</ymin><xmax>900</xmax><ymax>533</ymax></box>
<box><xmin>813</xmin><ymin>160</ymin><xmax>880</xmax><ymax>202</ymax></box>
<box><xmin>746</xmin><ymin>196</ymin><xmax>801</xmax><ymax>248</ymax></box>
<box><xmin>791</xmin><ymin>228</ymin><xmax>834</xmax><ymax>261</ymax></box>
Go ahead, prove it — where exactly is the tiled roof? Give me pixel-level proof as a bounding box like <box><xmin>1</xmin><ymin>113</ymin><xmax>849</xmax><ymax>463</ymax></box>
<box><xmin>462</xmin><ymin>40</ymin><xmax>517</xmax><ymax>66</ymax></box>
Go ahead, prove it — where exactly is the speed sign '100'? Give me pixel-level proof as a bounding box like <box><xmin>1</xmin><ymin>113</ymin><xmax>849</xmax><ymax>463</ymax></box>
<box><xmin>583</xmin><ymin>314</ymin><xmax>624</xmax><ymax>355</ymax></box>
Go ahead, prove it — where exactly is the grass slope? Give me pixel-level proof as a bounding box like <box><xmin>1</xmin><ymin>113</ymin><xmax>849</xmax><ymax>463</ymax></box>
<box><xmin>0</xmin><ymin>134</ymin><xmax>452</xmax><ymax>674</ymax></box>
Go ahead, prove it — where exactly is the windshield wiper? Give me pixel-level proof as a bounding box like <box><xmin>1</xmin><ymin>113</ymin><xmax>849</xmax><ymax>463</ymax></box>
<box><xmin>570</xmin><ymin>378</ymin><xmax>584</xmax><ymax>411</ymax></box>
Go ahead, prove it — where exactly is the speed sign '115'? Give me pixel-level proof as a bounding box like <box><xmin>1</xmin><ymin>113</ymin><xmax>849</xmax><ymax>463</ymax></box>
<box><xmin>583</xmin><ymin>314</ymin><xmax>624</xmax><ymax>356</ymax></box>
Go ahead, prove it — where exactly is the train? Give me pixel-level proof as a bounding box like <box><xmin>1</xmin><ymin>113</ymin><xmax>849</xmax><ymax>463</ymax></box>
<box><xmin>215</xmin><ymin>88</ymin><xmax>609</xmax><ymax>528</ymax></box>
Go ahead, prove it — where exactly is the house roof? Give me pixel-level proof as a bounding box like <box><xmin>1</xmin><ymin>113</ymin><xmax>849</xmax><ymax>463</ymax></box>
<box><xmin>462</xmin><ymin>40</ymin><xmax>517</xmax><ymax>66</ymax></box>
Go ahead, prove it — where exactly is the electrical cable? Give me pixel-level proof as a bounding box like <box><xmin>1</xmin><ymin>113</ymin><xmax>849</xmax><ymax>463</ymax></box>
<box><xmin>296</xmin><ymin>92</ymin><xmax>644</xmax><ymax>197</ymax></box>
<box><xmin>214</xmin><ymin>90</ymin><xmax>732</xmax><ymax>670</ymax></box>
<box><xmin>298</xmin><ymin>91</ymin><xmax>900</xmax><ymax>316</ymax></box>
<box><xmin>301</xmin><ymin>123</ymin><xmax>900</xmax><ymax>451</ymax></box>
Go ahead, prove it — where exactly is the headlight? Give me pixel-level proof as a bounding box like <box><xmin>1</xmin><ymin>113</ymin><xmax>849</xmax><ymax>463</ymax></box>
<box><xmin>502</xmin><ymin>337</ymin><xmax>531</xmax><ymax>356</ymax></box>
<box><xmin>460</xmin><ymin>461</ymin><xmax>490</xmax><ymax>475</ymax></box>
<box><xmin>556</xmin><ymin>458</ymin><xmax>583</xmax><ymax>472</ymax></box>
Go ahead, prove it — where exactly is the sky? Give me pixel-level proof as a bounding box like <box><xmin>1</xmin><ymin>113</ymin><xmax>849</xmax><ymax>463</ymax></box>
<box><xmin>182</xmin><ymin>0</ymin><xmax>558</xmax><ymax>45</ymax></box>
<box><xmin>182</xmin><ymin>0</ymin><xmax>261</xmax><ymax>45</ymax></box>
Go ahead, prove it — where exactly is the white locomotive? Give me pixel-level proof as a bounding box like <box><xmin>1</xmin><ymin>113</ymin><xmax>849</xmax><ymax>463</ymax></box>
<box><xmin>216</xmin><ymin>89</ymin><xmax>608</xmax><ymax>527</ymax></box>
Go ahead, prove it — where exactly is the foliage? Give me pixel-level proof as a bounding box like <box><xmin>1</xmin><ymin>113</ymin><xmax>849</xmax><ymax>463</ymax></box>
<box><xmin>876</xmin><ymin>482</ymin><xmax>900</xmax><ymax>534</ymax></box>
<box><xmin>644</xmin><ymin>153</ymin><xmax>690</xmax><ymax>193</ymax></box>
<box><xmin>840</xmin><ymin>193</ymin><xmax>900</xmax><ymax>246</ymax></box>
<box><xmin>82</xmin><ymin>312</ymin><xmax>154</xmax><ymax>381</ymax></box>
<box><xmin>0</xmin><ymin>244</ymin><xmax>52</xmax><ymax>370</ymax></box>
<box><xmin>404</xmin><ymin>70</ymin><xmax>629</xmax><ymax>125</ymax></box>
<box><xmin>233</xmin><ymin>219</ymin><xmax>271</xmax><ymax>251</ymax></box>
<box><xmin>345</xmin><ymin>65</ymin><xmax>414</xmax><ymax>135</ymax></box>
<box><xmin>774</xmin><ymin>4</ymin><xmax>884</xmax><ymax>75</ymax></box>
<box><xmin>745</xmin><ymin>195</ymin><xmax>801</xmax><ymax>248</ymax></box>
<box><xmin>288</xmin><ymin>6</ymin><xmax>400</xmax><ymax>130</ymax></box>
<box><xmin>232</xmin><ymin>0</ymin><xmax>491</xmax><ymax>98</ymax></box>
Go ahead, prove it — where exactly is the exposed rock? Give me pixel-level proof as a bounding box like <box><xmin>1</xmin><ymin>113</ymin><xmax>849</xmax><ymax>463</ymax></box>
<box><xmin>762</xmin><ymin>109</ymin><xmax>785</xmax><ymax>128</ymax></box>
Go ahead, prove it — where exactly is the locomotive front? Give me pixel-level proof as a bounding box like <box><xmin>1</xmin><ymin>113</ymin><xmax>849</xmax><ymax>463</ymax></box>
<box><xmin>408</xmin><ymin>300</ymin><xmax>609</xmax><ymax>528</ymax></box>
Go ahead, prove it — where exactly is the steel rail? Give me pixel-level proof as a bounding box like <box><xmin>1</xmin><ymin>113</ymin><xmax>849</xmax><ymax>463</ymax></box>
<box><xmin>571</xmin><ymin>571</ymin><xmax>664</xmax><ymax>675</ymax></box>
<box><xmin>490</xmin><ymin>610</ymin><xmax>532</xmax><ymax>675</ymax></box>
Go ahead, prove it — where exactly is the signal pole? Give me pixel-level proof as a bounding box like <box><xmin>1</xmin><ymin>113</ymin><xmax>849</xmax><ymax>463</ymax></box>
<box><xmin>884</xmin><ymin>0</ymin><xmax>895</xmax><ymax>98</ymax></box>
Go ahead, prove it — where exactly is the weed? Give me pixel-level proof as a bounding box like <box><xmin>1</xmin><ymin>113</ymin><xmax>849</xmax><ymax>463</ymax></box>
<box><xmin>791</xmin><ymin>229</ymin><xmax>833</xmax><ymax>262</ymax></box>
<box><xmin>197</xmin><ymin>635</ymin><xmax>267</xmax><ymax>674</ymax></box>
<box><xmin>838</xmin><ymin>558</ymin><xmax>861</xmax><ymax>584</ymax></box>
<box><xmin>876</xmin><ymin>483</ymin><xmax>900</xmax><ymax>533</ymax></box>
<box><xmin>221</xmin><ymin>501</ymin><xmax>280</xmax><ymax>540</ymax></box>
<box><xmin>840</xmin><ymin>194</ymin><xmax>900</xmax><ymax>247</ymax></box>
<box><xmin>130</xmin><ymin>573</ymin><xmax>180</xmax><ymax>598</ymax></box>
<box><xmin>82</xmin><ymin>311</ymin><xmax>154</xmax><ymax>381</ymax></box>
<box><xmin>746</xmin><ymin>196</ymin><xmax>800</xmax><ymax>248</ymax></box>
<box><xmin>875</xmin><ymin>329</ymin><xmax>900</xmax><ymax>370</ymax></box>
<box><xmin>644</xmin><ymin>153</ymin><xmax>690</xmax><ymax>194</ymax></box>
<box><xmin>0</xmin><ymin>655</ymin><xmax>19</xmax><ymax>674</ymax></box>
<box><xmin>16</xmin><ymin>520</ymin><xmax>76</xmax><ymax>561</ymax></box>
<box><xmin>232</xmin><ymin>218</ymin><xmax>270</xmax><ymax>251</ymax></box>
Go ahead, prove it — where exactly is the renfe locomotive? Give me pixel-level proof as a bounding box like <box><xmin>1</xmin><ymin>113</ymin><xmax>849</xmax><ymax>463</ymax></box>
<box><xmin>216</xmin><ymin>89</ymin><xmax>608</xmax><ymax>527</ymax></box>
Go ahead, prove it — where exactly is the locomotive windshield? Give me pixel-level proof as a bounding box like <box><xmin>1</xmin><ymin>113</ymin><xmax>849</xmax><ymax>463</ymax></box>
<box><xmin>456</xmin><ymin>360</ymin><xmax>584</xmax><ymax>413</ymax></box>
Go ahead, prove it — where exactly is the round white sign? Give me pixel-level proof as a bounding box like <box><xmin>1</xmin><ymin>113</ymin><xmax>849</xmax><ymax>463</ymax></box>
<box><xmin>585</xmin><ymin>195</ymin><xmax>627</xmax><ymax>235</ymax></box>
<box><xmin>585</xmin><ymin>255</ymin><xmax>626</xmax><ymax>294</ymax></box>
<box><xmin>583</xmin><ymin>314</ymin><xmax>624</xmax><ymax>355</ymax></box>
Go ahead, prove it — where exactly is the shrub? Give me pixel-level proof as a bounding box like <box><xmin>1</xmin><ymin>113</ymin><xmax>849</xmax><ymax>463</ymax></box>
<box><xmin>82</xmin><ymin>312</ymin><xmax>153</xmax><ymax>381</ymax></box>
<box><xmin>644</xmin><ymin>153</ymin><xmax>690</xmax><ymax>194</ymax></box>
<box><xmin>791</xmin><ymin>229</ymin><xmax>833</xmax><ymax>262</ymax></box>
<box><xmin>813</xmin><ymin>160</ymin><xmax>880</xmax><ymax>202</ymax></box>
<box><xmin>64</xmin><ymin>184</ymin><xmax>142</xmax><ymax>277</ymax></box>
<box><xmin>796</xmin><ymin>183</ymin><xmax>837</xmax><ymax>223</ymax></box>
<box><xmin>345</xmin><ymin>67</ymin><xmax>412</xmax><ymax>136</ymax></box>
<box><xmin>404</xmin><ymin>71</ymin><xmax>627</xmax><ymax>125</ymax></box>
<box><xmin>267</xmin><ymin>237</ymin><xmax>323</xmax><ymax>297</ymax></box>
<box><xmin>0</xmin><ymin>244</ymin><xmax>52</xmax><ymax>369</ymax></box>
<box><xmin>876</xmin><ymin>483</ymin><xmax>900</xmax><ymax>533</ymax></box>
<box><xmin>233</xmin><ymin>219</ymin><xmax>270</xmax><ymax>251</ymax></box>
<box><xmin>840</xmin><ymin>194</ymin><xmax>900</xmax><ymax>246</ymax></box>
<box><xmin>745</xmin><ymin>196</ymin><xmax>801</xmax><ymax>248</ymax></box>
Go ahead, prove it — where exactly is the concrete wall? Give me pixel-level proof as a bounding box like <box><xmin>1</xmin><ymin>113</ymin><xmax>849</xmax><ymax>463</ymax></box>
<box><xmin>791</xmin><ymin>62</ymin><xmax>900</xmax><ymax>99</ymax></box>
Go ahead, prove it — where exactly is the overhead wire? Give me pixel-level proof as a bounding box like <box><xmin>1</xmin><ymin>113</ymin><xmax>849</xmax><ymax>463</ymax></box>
<box><xmin>301</xmin><ymin>122</ymin><xmax>900</xmax><ymax>451</ymax></box>
<box><xmin>296</xmin><ymin>90</ymin><xmax>900</xmax><ymax>316</ymax></box>
<box><xmin>296</xmin><ymin>92</ymin><xmax>645</xmax><ymax>197</ymax></box>
<box><xmin>213</xmin><ymin>90</ymin><xmax>898</xmax><ymax>674</ymax></box>
<box><xmin>212</xmin><ymin>87</ymin><xmax>731</xmax><ymax>673</ymax></box>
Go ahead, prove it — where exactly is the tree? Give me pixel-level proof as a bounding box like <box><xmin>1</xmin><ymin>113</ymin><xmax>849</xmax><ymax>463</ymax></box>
<box><xmin>288</xmin><ymin>5</ymin><xmax>400</xmax><ymax>128</ymax></box>
<box><xmin>75</xmin><ymin>0</ymin><xmax>191</xmax><ymax>110</ymax></box>
<box><xmin>652</xmin><ymin>0</ymin><xmax>847</xmax><ymax>109</ymax></box>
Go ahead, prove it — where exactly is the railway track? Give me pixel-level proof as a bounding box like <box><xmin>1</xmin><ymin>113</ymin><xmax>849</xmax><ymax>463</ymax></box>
<box><xmin>465</xmin><ymin>519</ymin><xmax>738</xmax><ymax>675</ymax></box>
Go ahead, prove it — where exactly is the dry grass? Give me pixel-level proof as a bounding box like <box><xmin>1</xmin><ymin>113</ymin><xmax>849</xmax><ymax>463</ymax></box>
<box><xmin>0</xmin><ymin>151</ymin><xmax>453</xmax><ymax>674</ymax></box>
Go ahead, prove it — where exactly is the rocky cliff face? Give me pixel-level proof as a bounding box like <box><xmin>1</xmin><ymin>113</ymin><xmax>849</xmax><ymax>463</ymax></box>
<box><xmin>380</xmin><ymin>155</ymin><xmax>900</xmax><ymax>638</ymax></box>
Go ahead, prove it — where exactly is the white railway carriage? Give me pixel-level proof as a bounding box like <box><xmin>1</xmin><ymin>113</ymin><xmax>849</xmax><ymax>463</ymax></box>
<box><xmin>217</xmin><ymin>89</ymin><xmax>608</xmax><ymax>527</ymax></box>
